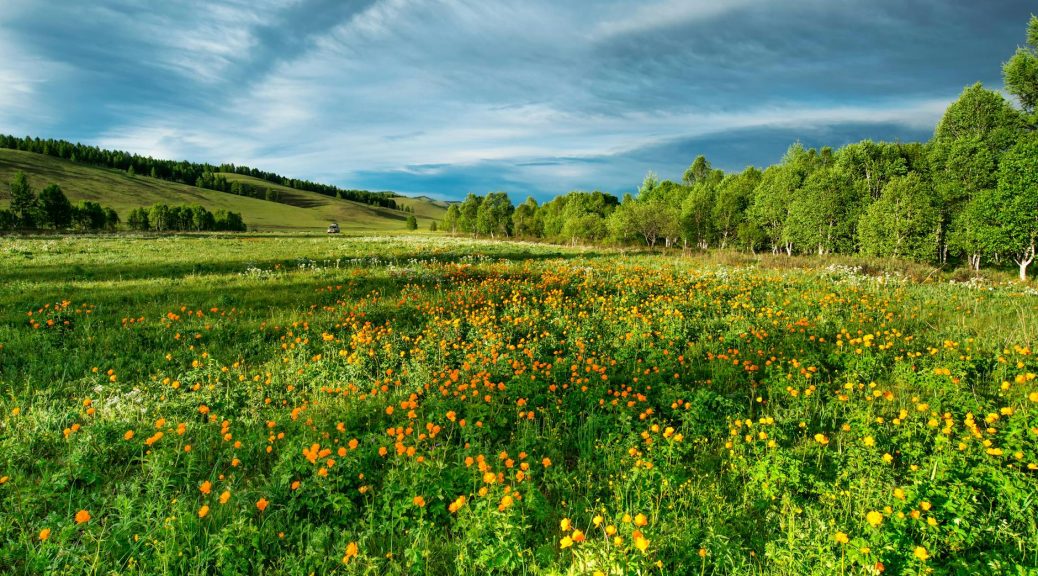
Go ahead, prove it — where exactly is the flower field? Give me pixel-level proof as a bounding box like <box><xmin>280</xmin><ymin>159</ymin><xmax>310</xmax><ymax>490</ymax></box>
<box><xmin>1</xmin><ymin>235</ymin><xmax>1036</xmax><ymax>575</ymax></box>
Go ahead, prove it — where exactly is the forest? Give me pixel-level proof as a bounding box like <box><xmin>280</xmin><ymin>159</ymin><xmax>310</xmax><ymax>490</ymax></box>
<box><xmin>0</xmin><ymin>135</ymin><xmax>399</xmax><ymax>210</ymax></box>
<box><xmin>443</xmin><ymin>16</ymin><xmax>1038</xmax><ymax>279</ymax></box>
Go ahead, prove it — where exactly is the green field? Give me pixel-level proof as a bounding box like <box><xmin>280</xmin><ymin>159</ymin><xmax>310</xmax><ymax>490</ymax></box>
<box><xmin>0</xmin><ymin>150</ymin><xmax>446</xmax><ymax>231</ymax></box>
<box><xmin>1</xmin><ymin>235</ymin><xmax>1036</xmax><ymax>575</ymax></box>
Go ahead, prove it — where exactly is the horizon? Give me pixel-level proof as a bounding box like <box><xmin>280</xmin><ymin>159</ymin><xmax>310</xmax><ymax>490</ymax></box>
<box><xmin>1</xmin><ymin>1</ymin><xmax>1034</xmax><ymax>201</ymax></box>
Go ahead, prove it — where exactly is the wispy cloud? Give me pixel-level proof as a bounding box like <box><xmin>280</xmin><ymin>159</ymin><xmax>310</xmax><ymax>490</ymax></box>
<box><xmin>2</xmin><ymin>0</ymin><xmax>1034</xmax><ymax>198</ymax></box>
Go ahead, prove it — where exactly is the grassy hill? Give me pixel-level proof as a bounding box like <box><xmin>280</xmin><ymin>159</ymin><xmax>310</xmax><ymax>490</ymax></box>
<box><xmin>0</xmin><ymin>149</ymin><xmax>446</xmax><ymax>231</ymax></box>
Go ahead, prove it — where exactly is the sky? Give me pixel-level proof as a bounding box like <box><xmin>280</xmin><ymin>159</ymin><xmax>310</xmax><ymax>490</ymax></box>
<box><xmin>0</xmin><ymin>0</ymin><xmax>1034</xmax><ymax>201</ymax></box>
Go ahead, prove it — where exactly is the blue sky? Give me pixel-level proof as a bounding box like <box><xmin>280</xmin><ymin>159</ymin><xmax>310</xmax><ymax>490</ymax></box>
<box><xmin>1</xmin><ymin>1</ymin><xmax>1033</xmax><ymax>200</ymax></box>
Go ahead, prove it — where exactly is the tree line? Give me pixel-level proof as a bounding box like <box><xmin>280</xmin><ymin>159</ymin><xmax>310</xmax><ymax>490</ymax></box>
<box><xmin>440</xmin><ymin>15</ymin><xmax>1038</xmax><ymax>280</ymax></box>
<box><xmin>125</xmin><ymin>205</ymin><xmax>246</xmax><ymax>232</ymax></box>
<box><xmin>0</xmin><ymin>171</ymin><xmax>120</xmax><ymax>232</ymax></box>
<box><xmin>0</xmin><ymin>135</ymin><xmax>398</xmax><ymax>209</ymax></box>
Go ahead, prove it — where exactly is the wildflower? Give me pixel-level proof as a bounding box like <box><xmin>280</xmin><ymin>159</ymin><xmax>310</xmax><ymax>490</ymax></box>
<box><xmin>560</xmin><ymin>536</ymin><xmax>573</xmax><ymax>549</ymax></box>
<box><xmin>413</xmin><ymin>495</ymin><xmax>426</xmax><ymax>508</ymax></box>
<box><xmin>634</xmin><ymin>513</ymin><xmax>648</xmax><ymax>527</ymax></box>
<box><xmin>572</xmin><ymin>529</ymin><xmax>585</xmax><ymax>543</ymax></box>
<box><xmin>343</xmin><ymin>541</ymin><xmax>358</xmax><ymax>564</ymax></box>
<box><xmin>882</xmin><ymin>453</ymin><xmax>893</xmax><ymax>464</ymax></box>
<box><xmin>633</xmin><ymin>530</ymin><xmax>650</xmax><ymax>552</ymax></box>
<box><xmin>75</xmin><ymin>510</ymin><xmax>91</xmax><ymax>524</ymax></box>
<box><xmin>200</xmin><ymin>481</ymin><xmax>212</xmax><ymax>495</ymax></box>
<box><xmin>866</xmin><ymin>511</ymin><xmax>883</xmax><ymax>527</ymax></box>
<box><xmin>863</xmin><ymin>435</ymin><xmax>875</xmax><ymax>447</ymax></box>
<box><xmin>814</xmin><ymin>433</ymin><xmax>829</xmax><ymax>445</ymax></box>
<box><xmin>198</xmin><ymin>505</ymin><xmax>209</xmax><ymax>518</ymax></box>
<box><xmin>542</xmin><ymin>457</ymin><xmax>551</xmax><ymax>467</ymax></box>
<box><xmin>219</xmin><ymin>490</ymin><xmax>231</xmax><ymax>504</ymax></box>
<box><xmin>835</xmin><ymin>531</ymin><xmax>849</xmax><ymax>544</ymax></box>
<box><xmin>560</xmin><ymin>518</ymin><xmax>571</xmax><ymax>531</ymax></box>
<box><xmin>913</xmin><ymin>546</ymin><xmax>929</xmax><ymax>561</ymax></box>
<box><xmin>39</xmin><ymin>528</ymin><xmax>51</xmax><ymax>541</ymax></box>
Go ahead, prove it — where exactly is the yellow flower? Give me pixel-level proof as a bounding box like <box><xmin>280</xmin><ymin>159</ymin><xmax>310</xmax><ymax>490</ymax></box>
<box><xmin>863</xmin><ymin>435</ymin><xmax>875</xmax><ymax>447</ymax></box>
<box><xmin>633</xmin><ymin>530</ymin><xmax>650</xmax><ymax>552</ymax></box>
<box><xmin>913</xmin><ymin>546</ymin><xmax>929</xmax><ymax>561</ymax></box>
<box><xmin>634</xmin><ymin>513</ymin><xmax>648</xmax><ymax>527</ymax></box>
<box><xmin>866</xmin><ymin>511</ymin><xmax>883</xmax><ymax>527</ymax></box>
<box><xmin>560</xmin><ymin>536</ymin><xmax>573</xmax><ymax>549</ymax></box>
<box><xmin>814</xmin><ymin>433</ymin><xmax>829</xmax><ymax>445</ymax></box>
<box><xmin>834</xmin><ymin>531</ymin><xmax>849</xmax><ymax>544</ymax></box>
<box><xmin>560</xmin><ymin>518</ymin><xmax>571</xmax><ymax>531</ymax></box>
<box><xmin>882</xmin><ymin>453</ymin><xmax>893</xmax><ymax>464</ymax></box>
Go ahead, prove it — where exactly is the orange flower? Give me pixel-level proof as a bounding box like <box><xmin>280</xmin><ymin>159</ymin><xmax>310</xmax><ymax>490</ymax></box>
<box><xmin>39</xmin><ymin>528</ymin><xmax>51</xmax><ymax>541</ymax></box>
<box><xmin>219</xmin><ymin>490</ymin><xmax>231</xmax><ymax>504</ymax></box>
<box><xmin>198</xmin><ymin>505</ymin><xmax>210</xmax><ymax>518</ymax></box>
<box><xmin>75</xmin><ymin>510</ymin><xmax>91</xmax><ymax>524</ymax></box>
<box><xmin>542</xmin><ymin>457</ymin><xmax>552</xmax><ymax>468</ymax></box>
<box><xmin>256</xmin><ymin>498</ymin><xmax>269</xmax><ymax>512</ymax></box>
<box><xmin>200</xmin><ymin>480</ymin><xmax>212</xmax><ymax>495</ymax></box>
<box><xmin>342</xmin><ymin>541</ymin><xmax>359</xmax><ymax>564</ymax></box>
<box><xmin>634</xmin><ymin>513</ymin><xmax>648</xmax><ymax>527</ymax></box>
<box><xmin>291</xmin><ymin>480</ymin><xmax>301</xmax><ymax>490</ymax></box>
<box><xmin>413</xmin><ymin>495</ymin><xmax>426</xmax><ymax>508</ymax></box>
<box><xmin>123</xmin><ymin>430</ymin><xmax>134</xmax><ymax>441</ymax></box>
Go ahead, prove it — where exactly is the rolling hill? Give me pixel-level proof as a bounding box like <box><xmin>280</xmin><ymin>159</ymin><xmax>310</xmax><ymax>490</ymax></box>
<box><xmin>0</xmin><ymin>149</ymin><xmax>446</xmax><ymax>232</ymax></box>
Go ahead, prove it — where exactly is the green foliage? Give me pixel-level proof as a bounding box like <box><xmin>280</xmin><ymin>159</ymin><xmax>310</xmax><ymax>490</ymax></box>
<box><xmin>1003</xmin><ymin>15</ymin><xmax>1038</xmax><ymax>114</ymax></box>
<box><xmin>858</xmin><ymin>174</ymin><xmax>940</xmax><ymax>260</ymax></box>
<box><xmin>994</xmin><ymin>134</ymin><xmax>1038</xmax><ymax>278</ymax></box>
<box><xmin>38</xmin><ymin>184</ymin><xmax>73</xmax><ymax>229</ymax></box>
<box><xmin>8</xmin><ymin>170</ymin><xmax>38</xmax><ymax>227</ymax></box>
<box><xmin>476</xmin><ymin>192</ymin><xmax>513</xmax><ymax>237</ymax></box>
<box><xmin>405</xmin><ymin>214</ymin><xmax>418</xmax><ymax>230</ymax></box>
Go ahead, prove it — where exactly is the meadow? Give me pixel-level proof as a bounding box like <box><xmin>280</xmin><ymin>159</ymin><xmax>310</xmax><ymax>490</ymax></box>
<box><xmin>0</xmin><ymin>234</ymin><xmax>1036</xmax><ymax>575</ymax></box>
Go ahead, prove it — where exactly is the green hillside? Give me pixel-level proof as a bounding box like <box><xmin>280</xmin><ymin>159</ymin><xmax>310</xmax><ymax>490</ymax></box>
<box><xmin>0</xmin><ymin>149</ymin><xmax>446</xmax><ymax>231</ymax></box>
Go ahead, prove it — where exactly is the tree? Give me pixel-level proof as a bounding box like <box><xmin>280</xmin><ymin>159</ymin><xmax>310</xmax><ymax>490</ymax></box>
<box><xmin>994</xmin><ymin>134</ymin><xmax>1038</xmax><ymax>280</ymax></box>
<box><xmin>127</xmin><ymin>207</ymin><xmax>150</xmax><ymax>231</ymax></box>
<box><xmin>38</xmin><ymin>184</ymin><xmax>73</xmax><ymax>229</ymax></box>
<box><xmin>712</xmin><ymin>168</ymin><xmax>760</xmax><ymax>249</ymax></box>
<box><xmin>683</xmin><ymin>155</ymin><xmax>711</xmax><ymax>186</ymax></box>
<box><xmin>405</xmin><ymin>215</ymin><xmax>418</xmax><ymax>230</ymax></box>
<box><xmin>476</xmin><ymin>192</ymin><xmax>514</xmax><ymax>238</ymax></box>
<box><xmin>103</xmin><ymin>207</ymin><xmax>120</xmax><ymax>231</ymax></box>
<box><xmin>512</xmin><ymin>197</ymin><xmax>541</xmax><ymax>238</ymax></box>
<box><xmin>429</xmin><ymin>220</ymin><xmax>438</xmax><ymax>232</ymax></box>
<box><xmin>783</xmin><ymin>167</ymin><xmax>858</xmax><ymax>255</ymax></box>
<box><xmin>858</xmin><ymin>174</ymin><xmax>940</xmax><ymax>261</ymax></box>
<box><xmin>9</xmin><ymin>171</ymin><xmax>37</xmax><ymax>227</ymax></box>
<box><xmin>443</xmin><ymin>204</ymin><xmax>461</xmax><ymax>233</ymax></box>
<box><xmin>1003</xmin><ymin>15</ymin><xmax>1038</xmax><ymax>115</ymax></box>
<box><xmin>73</xmin><ymin>202</ymin><xmax>107</xmax><ymax>230</ymax></box>
<box><xmin>458</xmin><ymin>194</ymin><xmax>483</xmax><ymax>234</ymax></box>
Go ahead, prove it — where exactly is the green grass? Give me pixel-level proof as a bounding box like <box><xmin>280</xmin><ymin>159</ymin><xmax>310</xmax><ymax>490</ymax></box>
<box><xmin>0</xmin><ymin>150</ymin><xmax>446</xmax><ymax>231</ymax></box>
<box><xmin>0</xmin><ymin>235</ymin><xmax>1036</xmax><ymax>575</ymax></box>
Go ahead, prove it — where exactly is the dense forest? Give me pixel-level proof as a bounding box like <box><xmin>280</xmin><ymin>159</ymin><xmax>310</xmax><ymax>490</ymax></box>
<box><xmin>443</xmin><ymin>15</ymin><xmax>1038</xmax><ymax>280</ymax></box>
<box><xmin>0</xmin><ymin>135</ymin><xmax>399</xmax><ymax>209</ymax></box>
